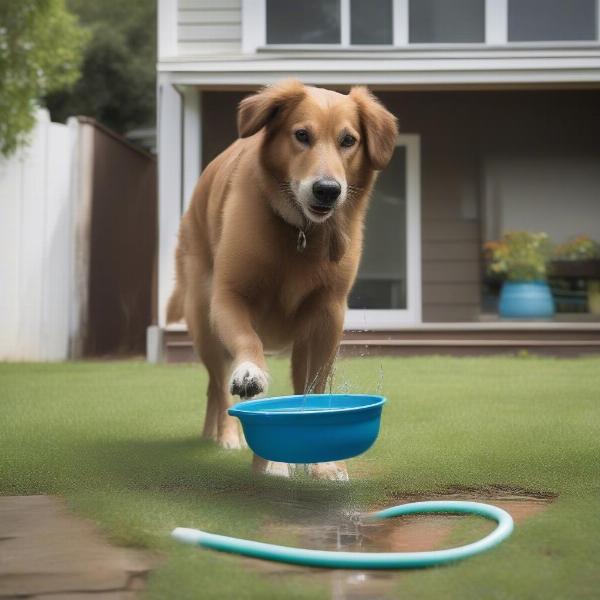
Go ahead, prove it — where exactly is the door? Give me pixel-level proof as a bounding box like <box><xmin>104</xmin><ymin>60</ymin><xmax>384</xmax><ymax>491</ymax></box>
<box><xmin>345</xmin><ymin>135</ymin><xmax>421</xmax><ymax>329</ymax></box>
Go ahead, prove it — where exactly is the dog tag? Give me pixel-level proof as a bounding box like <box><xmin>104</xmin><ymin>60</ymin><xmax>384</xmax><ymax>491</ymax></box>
<box><xmin>297</xmin><ymin>229</ymin><xmax>307</xmax><ymax>252</ymax></box>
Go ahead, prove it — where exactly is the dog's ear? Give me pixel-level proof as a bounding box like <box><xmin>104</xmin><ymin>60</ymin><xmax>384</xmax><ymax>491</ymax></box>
<box><xmin>238</xmin><ymin>79</ymin><xmax>306</xmax><ymax>138</ymax></box>
<box><xmin>350</xmin><ymin>87</ymin><xmax>398</xmax><ymax>170</ymax></box>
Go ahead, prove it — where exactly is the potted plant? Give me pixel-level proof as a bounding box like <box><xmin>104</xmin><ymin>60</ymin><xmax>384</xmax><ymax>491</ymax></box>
<box><xmin>484</xmin><ymin>232</ymin><xmax>554</xmax><ymax>319</ymax></box>
<box><xmin>552</xmin><ymin>235</ymin><xmax>600</xmax><ymax>314</ymax></box>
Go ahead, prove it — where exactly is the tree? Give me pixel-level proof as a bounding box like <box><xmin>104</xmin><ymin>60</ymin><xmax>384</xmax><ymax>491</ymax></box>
<box><xmin>45</xmin><ymin>0</ymin><xmax>156</xmax><ymax>137</ymax></box>
<box><xmin>0</xmin><ymin>0</ymin><xmax>87</xmax><ymax>157</ymax></box>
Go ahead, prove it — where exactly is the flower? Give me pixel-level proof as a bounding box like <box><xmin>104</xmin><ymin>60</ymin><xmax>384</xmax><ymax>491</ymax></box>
<box><xmin>483</xmin><ymin>232</ymin><xmax>552</xmax><ymax>282</ymax></box>
<box><xmin>554</xmin><ymin>235</ymin><xmax>600</xmax><ymax>261</ymax></box>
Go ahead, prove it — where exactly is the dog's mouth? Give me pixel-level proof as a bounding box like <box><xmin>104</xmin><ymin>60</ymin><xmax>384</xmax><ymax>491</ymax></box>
<box><xmin>307</xmin><ymin>204</ymin><xmax>333</xmax><ymax>217</ymax></box>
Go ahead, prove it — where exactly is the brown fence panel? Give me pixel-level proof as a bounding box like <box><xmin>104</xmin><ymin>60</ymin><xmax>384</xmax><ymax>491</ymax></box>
<box><xmin>83</xmin><ymin>120</ymin><xmax>157</xmax><ymax>356</ymax></box>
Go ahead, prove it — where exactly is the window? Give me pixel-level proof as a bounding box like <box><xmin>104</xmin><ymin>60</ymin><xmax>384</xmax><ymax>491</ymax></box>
<box><xmin>508</xmin><ymin>0</ymin><xmax>597</xmax><ymax>42</ymax></box>
<box><xmin>258</xmin><ymin>0</ymin><xmax>600</xmax><ymax>48</ymax></box>
<box><xmin>266</xmin><ymin>0</ymin><xmax>341</xmax><ymax>44</ymax></box>
<box><xmin>266</xmin><ymin>0</ymin><xmax>393</xmax><ymax>46</ymax></box>
<box><xmin>350</xmin><ymin>0</ymin><xmax>393</xmax><ymax>45</ymax></box>
<box><xmin>348</xmin><ymin>146</ymin><xmax>407</xmax><ymax>309</ymax></box>
<box><xmin>409</xmin><ymin>0</ymin><xmax>485</xmax><ymax>43</ymax></box>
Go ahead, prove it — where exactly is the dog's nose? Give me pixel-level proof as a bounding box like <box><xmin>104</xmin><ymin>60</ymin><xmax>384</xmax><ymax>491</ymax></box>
<box><xmin>312</xmin><ymin>179</ymin><xmax>341</xmax><ymax>206</ymax></box>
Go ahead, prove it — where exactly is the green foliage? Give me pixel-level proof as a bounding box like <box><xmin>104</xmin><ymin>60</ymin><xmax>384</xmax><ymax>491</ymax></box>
<box><xmin>484</xmin><ymin>231</ymin><xmax>553</xmax><ymax>282</ymax></box>
<box><xmin>0</xmin><ymin>0</ymin><xmax>87</xmax><ymax>157</ymax></box>
<box><xmin>44</xmin><ymin>0</ymin><xmax>156</xmax><ymax>135</ymax></box>
<box><xmin>554</xmin><ymin>235</ymin><xmax>600</xmax><ymax>261</ymax></box>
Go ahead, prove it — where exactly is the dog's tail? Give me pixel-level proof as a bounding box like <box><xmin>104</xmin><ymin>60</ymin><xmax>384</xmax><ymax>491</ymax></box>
<box><xmin>166</xmin><ymin>285</ymin><xmax>184</xmax><ymax>324</ymax></box>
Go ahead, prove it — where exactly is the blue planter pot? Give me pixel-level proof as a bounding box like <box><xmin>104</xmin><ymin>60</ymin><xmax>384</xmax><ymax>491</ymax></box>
<box><xmin>499</xmin><ymin>281</ymin><xmax>555</xmax><ymax>319</ymax></box>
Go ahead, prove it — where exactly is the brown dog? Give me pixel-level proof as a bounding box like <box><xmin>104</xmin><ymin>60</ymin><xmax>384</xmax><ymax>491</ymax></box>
<box><xmin>167</xmin><ymin>80</ymin><xmax>397</xmax><ymax>479</ymax></box>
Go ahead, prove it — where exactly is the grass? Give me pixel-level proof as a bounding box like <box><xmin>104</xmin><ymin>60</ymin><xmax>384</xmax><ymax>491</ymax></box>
<box><xmin>1</xmin><ymin>355</ymin><xmax>599</xmax><ymax>599</ymax></box>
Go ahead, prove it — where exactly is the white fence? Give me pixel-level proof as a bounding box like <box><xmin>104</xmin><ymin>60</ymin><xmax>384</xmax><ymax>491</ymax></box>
<box><xmin>0</xmin><ymin>110</ymin><xmax>90</xmax><ymax>361</ymax></box>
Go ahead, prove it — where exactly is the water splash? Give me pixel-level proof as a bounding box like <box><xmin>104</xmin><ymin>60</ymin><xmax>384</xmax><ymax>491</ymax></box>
<box><xmin>300</xmin><ymin>325</ymin><xmax>385</xmax><ymax>405</ymax></box>
<box><xmin>376</xmin><ymin>362</ymin><xmax>384</xmax><ymax>396</ymax></box>
<box><xmin>327</xmin><ymin>358</ymin><xmax>337</xmax><ymax>395</ymax></box>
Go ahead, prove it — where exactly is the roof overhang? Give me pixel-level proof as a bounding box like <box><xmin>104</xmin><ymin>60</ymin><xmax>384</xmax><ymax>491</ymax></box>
<box><xmin>158</xmin><ymin>46</ymin><xmax>600</xmax><ymax>88</ymax></box>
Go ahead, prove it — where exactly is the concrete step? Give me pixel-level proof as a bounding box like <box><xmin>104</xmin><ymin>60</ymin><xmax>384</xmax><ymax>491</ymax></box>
<box><xmin>150</xmin><ymin>323</ymin><xmax>600</xmax><ymax>362</ymax></box>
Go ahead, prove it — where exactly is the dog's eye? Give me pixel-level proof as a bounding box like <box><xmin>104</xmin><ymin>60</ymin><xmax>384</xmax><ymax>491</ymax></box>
<box><xmin>340</xmin><ymin>134</ymin><xmax>356</xmax><ymax>148</ymax></box>
<box><xmin>294</xmin><ymin>129</ymin><xmax>310</xmax><ymax>145</ymax></box>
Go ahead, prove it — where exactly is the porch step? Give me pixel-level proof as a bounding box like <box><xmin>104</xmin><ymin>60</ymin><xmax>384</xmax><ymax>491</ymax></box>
<box><xmin>154</xmin><ymin>323</ymin><xmax>600</xmax><ymax>363</ymax></box>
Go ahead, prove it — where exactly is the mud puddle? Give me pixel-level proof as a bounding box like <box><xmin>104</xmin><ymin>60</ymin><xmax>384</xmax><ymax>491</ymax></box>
<box><xmin>238</xmin><ymin>488</ymin><xmax>554</xmax><ymax>600</ymax></box>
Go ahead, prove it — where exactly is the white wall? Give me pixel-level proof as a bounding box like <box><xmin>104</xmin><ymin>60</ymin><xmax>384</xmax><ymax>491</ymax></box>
<box><xmin>483</xmin><ymin>156</ymin><xmax>600</xmax><ymax>243</ymax></box>
<box><xmin>0</xmin><ymin>110</ymin><xmax>87</xmax><ymax>361</ymax></box>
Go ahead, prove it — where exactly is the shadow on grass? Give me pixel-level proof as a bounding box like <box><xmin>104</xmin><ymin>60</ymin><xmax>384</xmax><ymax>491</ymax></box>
<box><xmin>79</xmin><ymin>435</ymin><xmax>373</xmax><ymax>524</ymax></box>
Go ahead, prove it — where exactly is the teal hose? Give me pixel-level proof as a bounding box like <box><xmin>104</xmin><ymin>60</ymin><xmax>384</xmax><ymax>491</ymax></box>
<box><xmin>172</xmin><ymin>500</ymin><xmax>513</xmax><ymax>569</ymax></box>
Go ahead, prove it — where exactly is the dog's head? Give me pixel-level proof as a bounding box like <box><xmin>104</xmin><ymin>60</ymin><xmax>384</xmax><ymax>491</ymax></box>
<box><xmin>238</xmin><ymin>80</ymin><xmax>398</xmax><ymax>226</ymax></box>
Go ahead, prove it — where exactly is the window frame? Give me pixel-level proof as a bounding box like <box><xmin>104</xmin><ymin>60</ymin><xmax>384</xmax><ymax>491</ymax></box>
<box><xmin>344</xmin><ymin>134</ymin><xmax>422</xmax><ymax>329</ymax></box>
<box><xmin>242</xmin><ymin>0</ymin><xmax>600</xmax><ymax>53</ymax></box>
<box><xmin>243</xmin><ymin>0</ymin><xmax>407</xmax><ymax>52</ymax></box>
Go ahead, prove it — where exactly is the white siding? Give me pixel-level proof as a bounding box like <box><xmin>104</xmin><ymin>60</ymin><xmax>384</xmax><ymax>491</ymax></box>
<box><xmin>177</xmin><ymin>0</ymin><xmax>242</xmax><ymax>56</ymax></box>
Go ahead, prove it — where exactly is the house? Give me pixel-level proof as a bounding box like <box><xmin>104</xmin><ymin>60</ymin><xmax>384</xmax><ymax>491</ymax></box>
<box><xmin>149</xmin><ymin>0</ymin><xmax>600</xmax><ymax>362</ymax></box>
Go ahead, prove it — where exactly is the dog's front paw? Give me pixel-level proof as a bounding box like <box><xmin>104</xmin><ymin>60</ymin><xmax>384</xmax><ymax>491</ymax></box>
<box><xmin>230</xmin><ymin>361</ymin><xmax>268</xmax><ymax>398</ymax></box>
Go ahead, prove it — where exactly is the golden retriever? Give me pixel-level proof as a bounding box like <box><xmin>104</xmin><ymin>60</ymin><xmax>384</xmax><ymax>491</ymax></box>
<box><xmin>167</xmin><ymin>80</ymin><xmax>397</xmax><ymax>480</ymax></box>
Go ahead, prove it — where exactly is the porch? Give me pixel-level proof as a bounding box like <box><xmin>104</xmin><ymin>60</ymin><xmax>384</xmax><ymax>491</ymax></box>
<box><xmin>152</xmin><ymin>84</ymin><xmax>600</xmax><ymax>362</ymax></box>
<box><xmin>150</xmin><ymin>322</ymin><xmax>600</xmax><ymax>363</ymax></box>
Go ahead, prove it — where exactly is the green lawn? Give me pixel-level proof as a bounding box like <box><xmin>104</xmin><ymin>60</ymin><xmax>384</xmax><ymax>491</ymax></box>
<box><xmin>1</xmin><ymin>356</ymin><xmax>599</xmax><ymax>599</ymax></box>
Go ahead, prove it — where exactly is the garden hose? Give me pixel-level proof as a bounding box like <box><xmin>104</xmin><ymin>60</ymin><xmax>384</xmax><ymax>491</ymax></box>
<box><xmin>172</xmin><ymin>500</ymin><xmax>514</xmax><ymax>569</ymax></box>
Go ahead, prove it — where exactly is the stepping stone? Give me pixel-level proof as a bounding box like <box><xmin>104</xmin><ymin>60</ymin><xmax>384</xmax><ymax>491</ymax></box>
<box><xmin>0</xmin><ymin>496</ymin><xmax>159</xmax><ymax>599</ymax></box>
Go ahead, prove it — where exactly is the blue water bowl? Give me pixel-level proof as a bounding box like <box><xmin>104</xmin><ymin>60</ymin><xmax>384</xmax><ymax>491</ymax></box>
<box><xmin>228</xmin><ymin>394</ymin><xmax>385</xmax><ymax>464</ymax></box>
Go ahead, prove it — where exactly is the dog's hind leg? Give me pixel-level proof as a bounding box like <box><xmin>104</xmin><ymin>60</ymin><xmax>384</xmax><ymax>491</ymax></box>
<box><xmin>252</xmin><ymin>455</ymin><xmax>295</xmax><ymax>478</ymax></box>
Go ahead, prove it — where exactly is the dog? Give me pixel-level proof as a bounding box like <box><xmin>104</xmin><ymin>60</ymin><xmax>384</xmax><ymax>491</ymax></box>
<box><xmin>167</xmin><ymin>80</ymin><xmax>398</xmax><ymax>480</ymax></box>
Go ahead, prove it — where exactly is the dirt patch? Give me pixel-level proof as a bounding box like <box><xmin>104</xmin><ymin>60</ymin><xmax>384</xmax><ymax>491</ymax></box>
<box><xmin>241</xmin><ymin>487</ymin><xmax>555</xmax><ymax>599</ymax></box>
<box><xmin>0</xmin><ymin>496</ymin><xmax>159</xmax><ymax>599</ymax></box>
<box><xmin>381</xmin><ymin>485</ymin><xmax>556</xmax><ymax>528</ymax></box>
